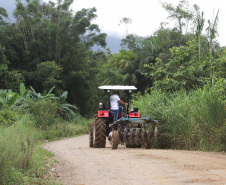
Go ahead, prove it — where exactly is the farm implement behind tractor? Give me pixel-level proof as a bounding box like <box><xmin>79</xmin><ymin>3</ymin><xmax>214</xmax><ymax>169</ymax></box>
<box><xmin>89</xmin><ymin>85</ymin><xmax>159</xmax><ymax>150</ymax></box>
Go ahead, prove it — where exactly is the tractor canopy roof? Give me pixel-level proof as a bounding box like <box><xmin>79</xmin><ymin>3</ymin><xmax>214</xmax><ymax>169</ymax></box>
<box><xmin>98</xmin><ymin>85</ymin><xmax>137</xmax><ymax>91</ymax></box>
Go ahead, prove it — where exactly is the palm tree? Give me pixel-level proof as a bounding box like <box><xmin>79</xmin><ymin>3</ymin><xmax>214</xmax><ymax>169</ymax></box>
<box><xmin>206</xmin><ymin>9</ymin><xmax>219</xmax><ymax>76</ymax></box>
<box><xmin>206</xmin><ymin>10</ymin><xmax>219</xmax><ymax>54</ymax></box>
<box><xmin>193</xmin><ymin>4</ymin><xmax>205</xmax><ymax>61</ymax></box>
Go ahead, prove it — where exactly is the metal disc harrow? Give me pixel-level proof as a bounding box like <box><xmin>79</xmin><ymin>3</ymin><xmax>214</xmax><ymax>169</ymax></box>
<box><xmin>110</xmin><ymin>127</ymin><xmax>154</xmax><ymax>149</ymax></box>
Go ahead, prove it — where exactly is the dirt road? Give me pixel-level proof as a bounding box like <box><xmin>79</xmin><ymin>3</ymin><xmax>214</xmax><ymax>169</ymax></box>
<box><xmin>43</xmin><ymin>135</ymin><xmax>226</xmax><ymax>185</ymax></box>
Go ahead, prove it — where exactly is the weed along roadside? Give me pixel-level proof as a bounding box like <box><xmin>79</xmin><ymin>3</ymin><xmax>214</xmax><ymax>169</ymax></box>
<box><xmin>0</xmin><ymin>115</ymin><xmax>91</xmax><ymax>184</ymax></box>
<box><xmin>0</xmin><ymin>84</ymin><xmax>91</xmax><ymax>184</ymax></box>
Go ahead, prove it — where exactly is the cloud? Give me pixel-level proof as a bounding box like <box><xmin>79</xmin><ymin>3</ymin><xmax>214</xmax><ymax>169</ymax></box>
<box><xmin>41</xmin><ymin>0</ymin><xmax>226</xmax><ymax>46</ymax></box>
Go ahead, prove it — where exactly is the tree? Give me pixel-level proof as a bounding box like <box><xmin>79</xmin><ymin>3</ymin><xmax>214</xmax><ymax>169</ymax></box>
<box><xmin>0</xmin><ymin>7</ymin><xmax>8</xmax><ymax>19</ymax></box>
<box><xmin>144</xmin><ymin>39</ymin><xmax>211</xmax><ymax>91</ymax></box>
<box><xmin>193</xmin><ymin>4</ymin><xmax>205</xmax><ymax>61</ymax></box>
<box><xmin>119</xmin><ymin>17</ymin><xmax>132</xmax><ymax>36</ymax></box>
<box><xmin>27</xmin><ymin>61</ymin><xmax>62</xmax><ymax>92</ymax></box>
<box><xmin>206</xmin><ymin>9</ymin><xmax>219</xmax><ymax>55</ymax></box>
<box><xmin>0</xmin><ymin>44</ymin><xmax>23</xmax><ymax>90</ymax></box>
<box><xmin>153</xmin><ymin>27</ymin><xmax>189</xmax><ymax>63</ymax></box>
<box><xmin>0</xmin><ymin>0</ymin><xmax>107</xmax><ymax>115</ymax></box>
<box><xmin>161</xmin><ymin>0</ymin><xmax>193</xmax><ymax>34</ymax></box>
<box><xmin>206</xmin><ymin>9</ymin><xmax>220</xmax><ymax>76</ymax></box>
<box><xmin>121</xmin><ymin>34</ymin><xmax>141</xmax><ymax>50</ymax></box>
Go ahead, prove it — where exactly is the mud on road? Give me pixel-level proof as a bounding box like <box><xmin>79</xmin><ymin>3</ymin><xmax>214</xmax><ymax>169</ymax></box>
<box><xmin>43</xmin><ymin>135</ymin><xmax>226</xmax><ymax>185</ymax></box>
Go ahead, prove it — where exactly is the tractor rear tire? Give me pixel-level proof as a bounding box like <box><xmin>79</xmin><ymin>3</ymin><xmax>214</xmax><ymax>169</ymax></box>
<box><xmin>89</xmin><ymin>122</ymin><xmax>94</xmax><ymax>147</ymax></box>
<box><xmin>93</xmin><ymin>115</ymin><xmax>106</xmax><ymax>148</ymax></box>
<box><xmin>112</xmin><ymin>130</ymin><xmax>118</xmax><ymax>149</ymax></box>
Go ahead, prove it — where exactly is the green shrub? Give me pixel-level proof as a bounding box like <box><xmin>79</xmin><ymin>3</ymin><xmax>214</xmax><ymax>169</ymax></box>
<box><xmin>24</xmin><ymin>144</ymin><xmax>57</xmax><ymax>185</ymax></box>
<box><xmin>0</xmin><ymin>106</ymin><xmax>16</xmax><ymax>126</ymax></box>
<box><xmin>41</xmin><ymin>116</ymin><xmax>91</xmax><ymax>140</ymax></box>
<box><xmin>219</xmin><ymin>124</ymin><xmax>226</xmax><ymax>151</ymax></box>
<box><xmin>0</xmin><ymin>124</ymin><xmax>35</xmax><ymax>184</ymax></box>
<box><xmin>29</xmin><ymin>99</ymin><xmax>58</xmax><ymax>129</ymax></box>
<box><xmin>0</xmin><ymin>114</ymin><xmax>60</xmax><ymax>185</ymax></box>
<box><xmin>131</xmin><ymin>86</ymin><xmax>226</xmax><ymax>151</ymax></box>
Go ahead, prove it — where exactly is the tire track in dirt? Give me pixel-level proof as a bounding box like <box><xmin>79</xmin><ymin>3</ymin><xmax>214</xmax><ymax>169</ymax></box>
<box><xmin>43</xmin><ymin>135</ymin><xmax>226</xmax><ymax>185</ymax></box>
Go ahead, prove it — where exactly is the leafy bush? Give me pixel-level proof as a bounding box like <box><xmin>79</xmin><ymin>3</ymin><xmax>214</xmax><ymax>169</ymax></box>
<box><xmin>29</xmin><ymin>99</ymin><xmax>58</xmax><ymax>129</ymax></box>
<box><xmin>29</xmin><ymin>86</ymin><xmax>77</xmax><ymax>121</ymax></box>
<box><xmin>0</xmin><ymin>105</ymin><xmax>16</xmax><ymax>126</ymax></box>
<box><xmin>1</xmin><ymin>84</ymin><xmax>78</xmax><ymax>122</ymax></box>
<box><xmin>0</xmin><ymin>89</ymin><xmax>19</xmax><ymax>109</ymax></box>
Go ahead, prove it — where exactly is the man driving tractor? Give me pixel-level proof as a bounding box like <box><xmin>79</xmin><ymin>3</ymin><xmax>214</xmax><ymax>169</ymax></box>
<box><xmin>110</xmin><ymin>91</ymin><xmax>128</xmax><ymax>121</ymax></box>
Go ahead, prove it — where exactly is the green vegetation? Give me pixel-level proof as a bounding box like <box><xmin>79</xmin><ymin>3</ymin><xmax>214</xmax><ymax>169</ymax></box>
<box><xmin>131</xmin><ymin>85</ymin><xmax>225</xmax><ymax>151</ymax></box>
<box><xmin>0</xmin><ymin>85</ymin><xmax>90</xmax><ymax>184</ymax></box>
<box><xmin>0</xmin><ymin>111</ymin><xmax>90</xmax><ymax>184</ymax></box>
<box><xmin>0</xmin><ymin>0</ymin><xmax>225</xmax><ymax>183</ymax></box>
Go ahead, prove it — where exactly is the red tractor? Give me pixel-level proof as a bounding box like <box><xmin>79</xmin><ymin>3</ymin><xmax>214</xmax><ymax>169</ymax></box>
<box><xmin>89</xmin><ymin>85</ymin><xmax>159</xmax><ymax>149</ymax></box>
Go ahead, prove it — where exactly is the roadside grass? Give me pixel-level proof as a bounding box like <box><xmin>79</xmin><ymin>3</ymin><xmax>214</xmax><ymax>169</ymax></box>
<box><xmin>0</xmin><ymin>113</ymin><xmax>91</xmax><ymax>184</ymax></box>
<box><xmin>23</xmin><ymin>144</ymin><xmax>60</xmax><ymax>185</ymax></box>
<box><xmin>131</xmin><ymin>86</ymin><xmax>226</xmax><ymax>151</ymax></box>
<box><xmin>41</xmin><ymin>115</ymin><xmax>91</xmax><ymax>140</ymax></box>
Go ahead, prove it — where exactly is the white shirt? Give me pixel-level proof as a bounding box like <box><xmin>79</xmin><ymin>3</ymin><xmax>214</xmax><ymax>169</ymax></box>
<box><xmin>110</xmin><ymin>94</ymin><xmax>120</xmax><ymax>110</ymax></box>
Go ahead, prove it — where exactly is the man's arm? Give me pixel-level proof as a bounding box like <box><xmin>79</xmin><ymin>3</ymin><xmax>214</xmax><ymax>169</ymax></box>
<box><xmin>119</xmin><ymin>100</ymin><xmax>128</xmax><ymax>106</ymax></box>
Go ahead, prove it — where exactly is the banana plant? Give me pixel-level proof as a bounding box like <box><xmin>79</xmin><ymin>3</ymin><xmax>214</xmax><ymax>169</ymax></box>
<box><xmin>29</xmin><ymin>85</ymin><xmax>77</xmax><ymax>120</ymax></box>
<box><xmin>0</xmin><ymin>89</ymin><xmax>19</xmax><ymax>109</ymax></box>
<box><xmin>29</xmin><ymin>86</ymin><xmax>56</xmax><ymax>101</ymax></box>
<box><xmin>0</xmin><ymin>84</ymin><xmax>77</xmax><ymax>120</ymax></box>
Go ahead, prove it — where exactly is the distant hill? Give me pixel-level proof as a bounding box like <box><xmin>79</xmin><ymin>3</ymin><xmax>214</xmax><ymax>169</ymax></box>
<box><xmin>93</xmin><ymin>34</ymin><xmax>122</xmax><ymax>54</ymax></box>
<box><xmin>106</xmin><ymin>34</ymin><xmax>122</xmax><ymax>53</ymax></box>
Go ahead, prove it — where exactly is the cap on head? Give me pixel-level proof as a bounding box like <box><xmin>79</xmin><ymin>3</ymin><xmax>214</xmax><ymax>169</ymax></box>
<box><xmin>114</xmin><ymin>91</ymin><xmax>119</xmax><ymax>94</ymax></box>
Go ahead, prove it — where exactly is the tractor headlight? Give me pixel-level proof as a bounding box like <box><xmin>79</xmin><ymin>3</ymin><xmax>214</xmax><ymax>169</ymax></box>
<box><xmin>99</xmin><ymin>102</ymin><xmax>103</xmax><ymax>108</ymax></box>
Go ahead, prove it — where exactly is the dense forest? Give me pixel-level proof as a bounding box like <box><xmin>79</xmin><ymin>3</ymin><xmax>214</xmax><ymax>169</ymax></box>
<box><xmin>0</xmin><ymin>0</ymin><xmax>225</xmax><ymax>184</ymax></box>
<box><xmin>0</xmin><ymin>0</ymin><xmax>225</xmax><ymax>115</ymax></box>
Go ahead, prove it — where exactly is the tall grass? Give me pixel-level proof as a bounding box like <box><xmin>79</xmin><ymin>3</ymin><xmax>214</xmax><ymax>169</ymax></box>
<box><xmin>0</xmin><ymin>112</ymin><xmax>92</xmax><ymax>184</ymax></box>
<box><xmin>0</xmin><ymin>85</ymin><xmax>91</xmax><ymax>184</ymax></box>
<box><xmin>131</xmin><ymin>86</ymin><xmax>226</xmax><ymax>151</ymax></box>
<box><xmin>0</xmin><ymin>123</ymin><xmax>37</xmax><ymax>184</ymax></box>
<box><xmin>41</xmin><ymin>115</ymin><xmax>91</xmax><ymax>140</ymax></box>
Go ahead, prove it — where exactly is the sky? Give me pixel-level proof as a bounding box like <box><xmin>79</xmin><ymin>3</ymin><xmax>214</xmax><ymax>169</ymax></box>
<box><xmin>40</xmin><ymin>0</ymin><xmax>226</xmax><ymax>46</ymax></box>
